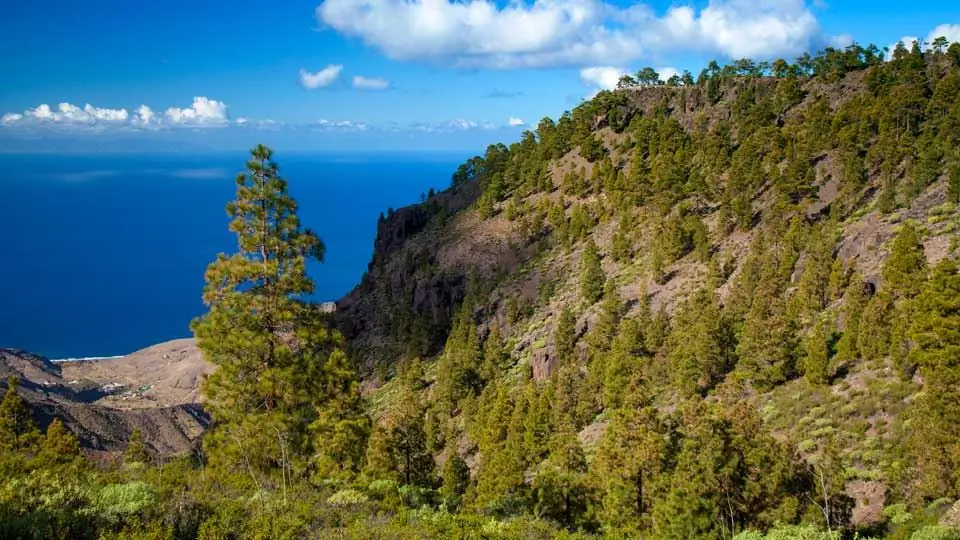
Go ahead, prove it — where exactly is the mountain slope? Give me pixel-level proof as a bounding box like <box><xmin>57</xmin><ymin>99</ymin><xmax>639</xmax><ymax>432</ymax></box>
<box><xmin>0</xmin><ymin>340</ymin><xmax>210</xmax><ymax>457</ymax></box>
<box><xmin>337</xmin><ymin>44</ymin><xmax>960</xmax><ymax>533</ymax></box>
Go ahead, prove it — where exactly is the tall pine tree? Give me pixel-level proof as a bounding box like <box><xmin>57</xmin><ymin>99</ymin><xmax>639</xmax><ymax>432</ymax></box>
<box><xmin>192</xmin><ymin>145</ymin><xmax>367</xmax><ymax>483</ymax></box>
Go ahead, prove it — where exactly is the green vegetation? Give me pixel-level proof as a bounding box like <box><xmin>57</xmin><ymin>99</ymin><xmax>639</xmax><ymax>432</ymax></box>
<box><xmin>5</xmin><ymin>37</ymin><xmax>960</xmax><ymax>539</ymax></box>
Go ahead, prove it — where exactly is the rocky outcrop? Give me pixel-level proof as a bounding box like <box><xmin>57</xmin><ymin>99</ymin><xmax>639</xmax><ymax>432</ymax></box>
<box><xmin>337</xmin><ymin>179</ymin><xmax>529</xmax><ymax>373</ymax></box>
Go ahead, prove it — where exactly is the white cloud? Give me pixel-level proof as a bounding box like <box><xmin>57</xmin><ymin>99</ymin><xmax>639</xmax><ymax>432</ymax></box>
<box><xmin>164</xmin><ymin>97</ymin><xmax>229</xmax><ymax>125</ymax></box>
<box><xmin>352</xmin><ymin>75</ymin><xmax>391</xmax><ymax>90</ymax></box>
<box><xmin>448</xmin><ymin>119</ymin><xmax>478</xmax><ymax>130</ymax></box>
<box><xmin>657</xmin><ymin>67</ymin><xmax>679</xmax><ymax>82</ymax></box>
<box><xmin>508</xmin><ymin>117</ymin><xmax>525</xmax><ymax>127</ymax></box>
<box><xmin>580</xmin><ymin>66</ymin><xmax>628</xmax><ymax>91</ymax></box>
<box><xmin>58</xmin><ymin>103</ymin><xmax>90</xmax><ymax>122</ymax></box>
<box><xmin>26</xmin><ymin>104</ymin><xmax>58</xmax><ymax>121</ymax></box>
<box><xmin>889</xmin><ymin>24</ymin><xmax>960</xmax><ymax>59</ymax></box>
<box><xmin>410</xmin><ymin>119</ymin><xmax>481</xmax><ymax>133</ymax></box>
<box><xmin>132</xmin><ymin>105</ymin><xmax>158</xmax><ymax>127</ymax></box>
<box><xmin>316</xmin><ymin>0</ymin><xmax>839</xmax><ymax>69</ymax></box>
<box><xmin>928</xmin><ymin>24</ymin><xmax>960</xmax><ymax>46</ymax></box>
<box><xmin>235</xmin><ymin>118</ymin><xmax>283</xmax><ymax>130</ymax></box>
<box><xmin>316</xmin><ymin>119</ymin><xmax>369</xmax><ymax>131</ymax></box>
<box><xmin>2</xmin><ymin>98</ymin><xmax>232</xmax><ymax>131</ymax></box>
<box><xmin>299</xmin><ymin>64</ymin><xmax>343</xmax><ymax>88</ymax></box>
<box><xmin>887</xmin><ymin>35</ymin><xmax>920</xmax><ymax>58</ymax></box>
<box><xmin>15</xmin><ymin>102</ymin><xmax>128</xmax><ymax>124</ymax></box>
<box><xmin>84</xmin><ymin>104</ymin><xmax>128</xmax><ymax>122</ymax></box>
<box><xmin>649</xmin><ymin>1</ymin><xmax>830</xmax><ymax>60</ymax></box>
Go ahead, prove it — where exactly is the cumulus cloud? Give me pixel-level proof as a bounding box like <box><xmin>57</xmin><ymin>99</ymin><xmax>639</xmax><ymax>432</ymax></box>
<box><xmin>164</xmin><ymin>97</ymin><xmax>229</xmax><ymax>125</ymax></box>
<box><xmin>316</xmin><ymin>0</ymin><xmax>840</xmax><ymax>68</ymax></box>
<box><xmin>657</xmin><ymin>67</ymin><xmax>679</xmax><ymax>82</ymax></box>
<box><xmin>928</xmin><ymin>24</ymin><xmax>960</xmax><ymax>45</ymax></box>
<box><xmin>132</xmin><ymin>105</ymin><xmax>158</xmax><ymax>127</ymax></box>
<box><xmin>26</xmin><ymin>104</ymin><xmax>59</xmax><ymax>121</ymax></box>
<box><xmin>888</xmin><ymin>24</ymin><xmax>960</xmax><ymax>59</ymax></box>
<box><xmin>2</xmin><ymin>98</ymin><xmax>231</xmax><ymax>131</ymax></box>
<box><xmin>299</xmin><ymin>64</ymin><xmax>343</xmax><ymax>88</ymax></box>
<box><xmin>12</xmin><ymin>102</ymin><xmax>130</xmax><ymax>124</ymax></box>
<box><xmin>580</xmin><ymin>66</ymin><xmax>629</xmax><ymax>91</ymax></box>
<box><xmin>580</xmin><ymin>65</ymin><xmax>681</xmax><ymax>95</ymax></box>
<box><xmin>1</xmin><ymin>96</ymin><xmax>522</xmax><ymax>136</ymax></box>
<box><xmin>83</xmin><ymin>104</ymin><xmax>129</xmax><ymax>122</ymax></box>
<box><xmin>647</xmin><ymin>0</ymin><xmax>835</xmax><ymax>60</ymax></box>
<box><xmin>352</xmin><ymin>75</ymin><xmax>390</xmax><ymax>90</ymax></box>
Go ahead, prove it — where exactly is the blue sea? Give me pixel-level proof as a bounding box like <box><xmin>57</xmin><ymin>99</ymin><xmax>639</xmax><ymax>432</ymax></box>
<box><xmin>0</xmin><ymin>151</ymin><xmax>467</xmax><ymax>360</ymax></box>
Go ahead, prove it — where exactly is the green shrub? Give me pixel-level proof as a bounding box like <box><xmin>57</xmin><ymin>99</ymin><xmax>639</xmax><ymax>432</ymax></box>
<box><xmin>910</xmin><ymin>525</ymin><xmax>960</xmax><ymax>540</ymax></box>
<box><xmin>327</xmin><ymin>489</ymin><xmax>369</xmax><ymax>507</ymax></box>
<box><xmin>733</xmin><ymin>523</ymin><xmax>842</xmax><ymax>540</ymax></box>
<box><xmin>97</xmin><ymin>482</ymin><xmax>156</xmax><ymax>524</ymax></box>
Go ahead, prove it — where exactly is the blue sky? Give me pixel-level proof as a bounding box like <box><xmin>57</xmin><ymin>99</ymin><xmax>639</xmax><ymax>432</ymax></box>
<box><xmin>1</xmin><ymin>0</ymin><xmax>957</xmax><ymax>152</ymax></box>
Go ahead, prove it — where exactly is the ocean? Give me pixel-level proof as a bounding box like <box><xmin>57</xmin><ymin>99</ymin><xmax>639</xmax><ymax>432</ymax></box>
<box><xmin>0</xmin><ymin>151</ymin><xmax>468</xmax><ymax>360</ymax></box>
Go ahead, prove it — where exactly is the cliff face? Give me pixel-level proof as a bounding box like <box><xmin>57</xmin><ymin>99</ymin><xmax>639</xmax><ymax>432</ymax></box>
<box><xmin>336</xmin><ymin>178</ymin><xmax>535</xmax><ymax>374</ymax></box>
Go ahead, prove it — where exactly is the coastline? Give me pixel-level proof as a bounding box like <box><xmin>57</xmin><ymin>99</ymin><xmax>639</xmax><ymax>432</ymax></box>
<box><xmin>51</xmin><ymin>355</ymin><xmax>125</xmax><ymax>363</ymax></box>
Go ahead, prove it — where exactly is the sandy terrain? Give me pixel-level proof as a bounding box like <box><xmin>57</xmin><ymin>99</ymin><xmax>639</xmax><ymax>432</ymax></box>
<box><xmin>60</xmin><ymin>338</ymin><xmax>211</xmax><ymax>409</ymax></box>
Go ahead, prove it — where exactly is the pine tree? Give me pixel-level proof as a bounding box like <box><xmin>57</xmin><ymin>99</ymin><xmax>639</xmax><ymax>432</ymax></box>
<box><xmin>835</xmin><ymin>273</ymin><xmax>867</xmax><ymax>364</ymax></box>
<box><xmin>580</xmin><ymin>239</ymin><xmax>605</xmax><ymax>304</ymax></box>
<box><xmin>790</xmin><ymin>226</ymin><xmax>837</xmax><ymax>325</ymax></box>
<box><xmin>611</xmin><ymin>224</ymin><xmax>632</xmax><ymax>262</ymax></box>
<box><xmin>668</xmin><ymin>286</ymin><xmax>735</xmax><ymax>396</ymax></box>
<box><xmin>472</xmin><ymin>387</ymin><xmax>526</xmax><ymax>515</ymax></box>
<box><xmin>587</xmin><ymin>280</ymin><xmax>622</xmax><ymax>352</ymax></box>
<box><xmin>0</xmin><ymin>376</ymin><xmax>38</xmax><ymax>453</ymax></box>
<box><xmin>533</xmin><ymin>424</ymin><xmax>593</xmax><ymax>528</ymax></box>
<box><xmin>736</xmin><ymin>265</ymin><xmax>798</xmax><ymax>390</ymax></box>
<box><xmin>904</xmin><ymin>259</ymin><xmax>960</xmax><ymax>499</ymax></box>
<box><xmin>191</xmin><ymin>145</ymin><xmax>366</xmax><ymax>483</ymax></box>
<box><xmin>387</xmin><ymin>380</ymin><xmax>435</xmax><ymax>488</ymax></box>
<box><xmin>603</xmin><ymin>319</ymin><xmax>647</xmax><ymax>410</ymax></box>
<box><xmin>481</xmin><ymin>320</ymin><xmax>507</xmax><ymax>383</ymax></box>
<box><xmin>309</xmin><ymin>350</ymin><xmax>370</xmax><ymax>483</ymax></box>
<box><xmin>654</xmin><ymin>403</ymin><xmax>732</xmax><ymax>540</ymax></box>
<box><xmin>646</xmin><ymin>305</ymin><xmax>672</xmax><ymax>353</ymax></box>
<box><xmin>39</xmin><ymin>419</ymin><xmax>80</xmax><ymax>465</ymax></box>
<box><xmin>441</xmin><ymin>450</ymin><xmax>470</xmax><ymax>508</ymax></box>
<box><xmin>883</xmin><ymin>222</ymin><xmax>927</xmax><ymax>299</ymax></box>
<box><xmin>594</xmin><ymin>401</ymin><xmax>663</xmax><ymax>530</ymax></box>
<box><xmin>857</xmin><ymin>292</ymin><xmax>892</xmax><ymax>361</ymax></box>
<box><xmin>124</xmin><ymin>428</ymin><xmax>150</xmax><ymax>464</ymax></box>
<box><xmin>949</xmin><ymin>164</ymin><xmax>960</xmax><ymax>204</ymax></box>
<box><xmin>362</xmin><ymin>423</ymin><xmax>395</xmax><ymax>481</ymax></box>
<box><xmin>802</xmin><ymin>317</ymin><xmax>832</xmax><ymax>385</ymax></box>
<box><xmin>523</xmin><ymin>382</ymin><xmax>554</xmax><ymax>464</ymax></box>
<box><xmin>827</xmin><ymin>258</ymin><xmax>849</xmax><ymax>303</ymax></box>
<box><xmin>554</xmin><ymin>308</ymin><xmax>577</xmax><ymax>365</ymax></box>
